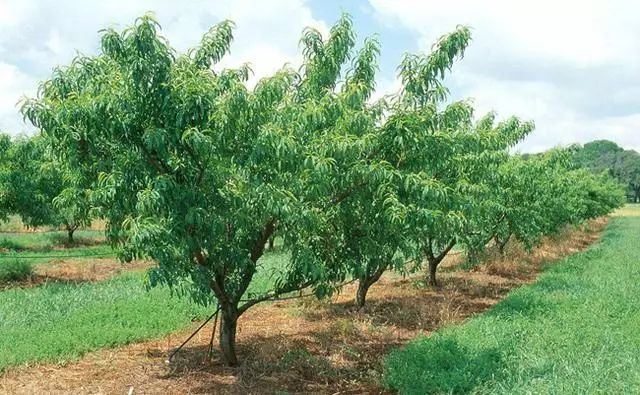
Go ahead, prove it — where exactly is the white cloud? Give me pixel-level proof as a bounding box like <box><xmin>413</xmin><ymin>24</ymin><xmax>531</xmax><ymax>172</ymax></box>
<box><xmin>369</xmin><ymin>0</ymin><xmax>640</xmax><ymax>152</ymax></box>
<box><xmin>0</xmin><ymin>62</ymin><xmax>35</xmax><ymax>134</ymax></box>
<box><xmin>0</xmin><ymin>0</ymin><xmax>327</xmax><ymax>135</ymax></box>
<box><xmin>1</xmin><ymin>0</ymin><xmax>638</xmax><ymax>153</ymax></box>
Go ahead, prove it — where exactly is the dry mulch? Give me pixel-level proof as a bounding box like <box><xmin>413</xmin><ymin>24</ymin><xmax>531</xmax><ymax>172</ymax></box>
<box><xmin>0</xmin><ymin>218</ymin><xmax>607</xmax><ymax>394</ymax></box>
<box><xmin>1</xmin><ymin>259</ymin><xmax>151</xmax><ymax>290</ymax></box>
<box><xmin>36</xmin><ymin>259</ymin><xmax>151</xmax><ymax>282</ymax></box>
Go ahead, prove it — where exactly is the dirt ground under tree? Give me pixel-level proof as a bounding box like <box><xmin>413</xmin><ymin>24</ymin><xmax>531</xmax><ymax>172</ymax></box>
<box><xmin>0</xmin><ymin>218</ymin><xmax>607</xmax><ymax>394</ymax></box>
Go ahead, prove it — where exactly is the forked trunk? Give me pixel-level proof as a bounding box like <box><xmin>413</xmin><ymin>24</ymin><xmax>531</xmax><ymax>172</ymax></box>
<box><xmin>219</xmin><ymin>303</ymin><xmax>239</xmax><ymax>366</ymax></box>
<box><xmin>355</xmin><ymin>264</ymin><xmax>387</xmax><ymax>309</ymax></box>
<box><xmin>425</xmin><ymin>239</ymin><xmax>456</xmax><ymax>287</ymax></box>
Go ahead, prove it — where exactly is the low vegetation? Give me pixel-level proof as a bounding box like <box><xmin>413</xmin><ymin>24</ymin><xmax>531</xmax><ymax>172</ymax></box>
<box><xmin>0</xmin><ymin>215</ymin><xmax>610</xmax><ymax>393</ymax></box>
<box><xmin>0</xmin><ymin>230</ymin><xmax>104</xmax><ymax>251</ymax></box>
<box><xmin>0</xmin><ymin>248</ymin><xmax>287</xmax><ymax>371</ymax></box>
<box><xmin>0</xmin><ymin>272</ymin><xmax>209</xmax><ymax>371</ymax></box>
<box><xmin>0</xmin><ymin>259</ymin><xmax>33</xmax><ymax>283</ymax></box>
<box><xmin>385</xmin><ymin>209</ymin><xmax>640</xmax><ymax>394</ymax></box>
<box><xmin>0</xmin><ymin>244</ymin><xmax>114</xmax><ymax>266</ymax></box>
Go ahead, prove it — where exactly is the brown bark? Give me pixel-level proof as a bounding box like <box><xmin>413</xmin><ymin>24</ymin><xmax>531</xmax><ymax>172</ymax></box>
<box><xmin>215</xmin><ymin>222</ymin><xmax>276</xmax><ymax>366</ymax></box>
<box><xmin>424</xmin><ymin>238</ymin><xmax>456</xmax><ymax>287</ymax></box>
<box><xmin>219</xmin><ymin>302</ymin><xmax>239</xmax><ymax>366</ymax></box>
<box><xmin>428</xmin><ymin>258</ymin><xmax>439</xmax><ymax>287</ymax></box>
<box><xmin>355</xmin><ymin>264</ymin><xmax>387</xmax><ymax>309</ymax></box>
<box><xmin>66</xmin><ymin>224</ymin><xmax>77</xmax><ymax>244</ymax></box>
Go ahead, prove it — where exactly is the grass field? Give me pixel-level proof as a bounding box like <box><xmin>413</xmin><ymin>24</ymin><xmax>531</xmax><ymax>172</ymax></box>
<box><xmin>0</xmin><ymin>230</ymin><xmax>105</xmax><ymax>251</ymax></box>
<box><xmin>0</xmin><ymin>245</ymin><xmax>114</xmax><ymax>267</ymax></box>
<box><xmin>611</xmin><ymin>202</ymin><xmax>640</xmax><ymax>217</ymax></box>
<box><xmin>385</xmin><ymin>206</ymin><xmax>640</xmax><ymax>394</ymax></box>
<box><xmin>0</xmin><ymin>218</ymin><xmax>112</xmax><ymax>265</ymax></box>
<box><xmin>0</xmin><ymin>229</ymin><xmax>288</xmax><ymax>371</ymax></box>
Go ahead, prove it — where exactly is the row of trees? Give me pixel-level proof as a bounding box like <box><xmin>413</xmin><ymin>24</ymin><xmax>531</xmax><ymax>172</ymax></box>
<box><xmin>17</xmin><ymin>14</ymin><xmax>625</xmax><ymax>365</ymax></box>
<box><xmin>0</xmin><ymin>135</ymin><xmax>91</xmax><ymax>242</ymax></box>
<box><xmin>569</xmin><ymin>140</ymin><xmax>640</xmax><ymax>203</ymax></box>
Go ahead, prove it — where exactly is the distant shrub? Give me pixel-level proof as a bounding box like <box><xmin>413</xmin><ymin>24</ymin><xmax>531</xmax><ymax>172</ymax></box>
<box><xmin>0</xmin><ymin>259</ymin><xmax>33</xmax><ymax>282</ymax></box>
<box><xmin>0</xmin><ymin>238</ymin><xmax>23</xmax><ymax>251</ymax></box>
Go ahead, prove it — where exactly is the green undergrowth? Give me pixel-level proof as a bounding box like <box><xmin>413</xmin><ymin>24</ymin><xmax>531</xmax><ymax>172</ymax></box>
<box><xmin>0</xmin><ymin>230</ymin><xmax>105</xmax><ymax>252</ymax></box>
<box><xmin>385</xmin><ymin>214</ymin><xmax>640</xmax><ymax>394</ymax></box>
<box><xmin>0</xmin><ymin>248</ymin><xmax>288</xmax><ymax>371</ymax></box>
<box><xmin>0</xmin><ymin>259</ymin><xmax>33</xmax><ymax>283</ymax></box>
<box><xmin>0</xmin><ymin>244</ymin><xmax>115</xmax><ymax>266</ymax></box>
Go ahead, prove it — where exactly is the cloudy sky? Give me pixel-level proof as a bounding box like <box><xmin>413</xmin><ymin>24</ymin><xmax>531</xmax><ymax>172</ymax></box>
<box><xmin>0</xmin><ymin>0</ymin><xmax>638</xmax><ymax>152</ymax></box>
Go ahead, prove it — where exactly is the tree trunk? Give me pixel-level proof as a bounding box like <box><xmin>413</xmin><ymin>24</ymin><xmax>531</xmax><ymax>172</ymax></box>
<box><xmin>219</xmin><ymin>303</ymin><xmax>239</xmax><ymax>366</ymax></box>
<box><xmin>424</xmin><ymin>239</ymin><xmax>455</xmax><ymax>287</ymax></box>
<box><xmin>355</xmin><ymin>279</ymin><xmax>371</xmax><ymax>309</ymax></box>
<box><xmin>428</xmin><ymin>259</ymin><xmax>438</xmax><ymax>287</ymax></box>
<box><xmin>497</xmin><ymin>233</ymin><xmax>511</xmax><ymax>255</ymax></box>
<box><xmin>67</xmin><ymin>227</ymin><xmax>75</xmax><ymax>244</ymax></box>
<box><xmin>355</xmin><ymin>264</ymin><xmax>387</xmax><ymax>309</ymax></box>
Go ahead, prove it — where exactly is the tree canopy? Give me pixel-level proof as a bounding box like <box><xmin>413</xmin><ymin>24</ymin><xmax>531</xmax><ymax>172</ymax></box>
<box><xmin>0</xmin><ymin>134</ymin><xmax>92</xmax><ymax>240</ymax></box>
<box><xmin>18</xmin><ymin>13</ymin><xmax>625</xmax><ymax>366</ymax></box>
<box><xmin>571</xmin><ymin>140</ymin><xmax>640</xmax><ymax>202</ymax></box>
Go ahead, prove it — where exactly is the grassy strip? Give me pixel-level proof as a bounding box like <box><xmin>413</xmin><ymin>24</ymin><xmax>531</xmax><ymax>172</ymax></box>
<box><xmin>0</xmin><ymin>249</ymin><xmax>288</xmax><ymax>372</ymax></box>
<box><xmin>384</xmin><ymin>215</ymin><xmax>640</xmax><ymax>394</ymax></box>
<box><xmin>0</xmin><ymin>272</ymin><xmax>210</xmax><ymax>371</ymax></box>
<box><xmin>0</xmin><ymin>230</ymin><xmax>105</xmax><ymax>252</ymax></box>
<box><xmin>0</xmin><ymin>244</ymin><xmax>115</xmax><ymax>266</ymax></box>
<box><xmin>0</xmin><ymin>260</ymin><xmax>33</xmax><ymax>282</ymax></box>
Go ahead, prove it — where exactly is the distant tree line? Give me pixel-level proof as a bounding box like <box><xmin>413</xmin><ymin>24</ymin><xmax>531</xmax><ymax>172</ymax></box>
<box><xmin>570</xmin><ymin>140</ymin><xmax>640</xmax><ymax>203</ymax></box>
<box><xmin>0</xmin><ymin>134</ymin><xmax>92</xmax><ymax>241</ymax></box>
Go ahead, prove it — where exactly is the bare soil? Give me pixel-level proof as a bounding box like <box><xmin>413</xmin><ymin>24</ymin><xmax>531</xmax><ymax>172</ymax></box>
<box><xmin>0</xmin><ymin>218</ymin><xmax>607</xmax><ymax>395</ymax></box>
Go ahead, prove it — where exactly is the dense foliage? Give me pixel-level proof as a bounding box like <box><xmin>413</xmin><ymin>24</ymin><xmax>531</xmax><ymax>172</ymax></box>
<box><xmin>16</xmin><ymin>13</ymin><xmax>624</xmax><ymax>366</ymax></box>
<box><xmin>570</xmin><ymin>140</ymin><xmax>640</xmax><ymax>202</ymax></box>
<box><xmin>464</xmin><ymin>150</ymin><xmax>626</xmax><ymax>259</ymax></box>
<box><xmin>0</xmin><ymin>135</ymin><xmax>92</xmax><ymax>241</ymax></box>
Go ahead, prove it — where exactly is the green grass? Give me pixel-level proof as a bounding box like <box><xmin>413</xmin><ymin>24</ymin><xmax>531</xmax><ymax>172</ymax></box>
<box><xmin>0</xmin><ymin>230</ymin><xmax>105</xmax><ymax>252</ymax></box>
<box><xmin>612</xmin><ymin>203</ymin><xmax>640</xmax><ymax>217</ymax></box>
<box><xmin>0</xmin><ymin>259</ymin><xmax>33</xmax><ymax>283</ymax></box>
<box><xmin>0</xmin><ymin>272</ymin><xmax>211</xmax><ymax>370</ymax></box>
<box><xmin>0</xmin><ymin>227</ymin><xmax>112</xmax><ymax>268</ymax></box>
<box><xmin>0</xmin><ymin>247</ymin><xmax>288</xmax><ymax>372</ymax></box>
<box><xmin>385</xmin><ymin>214</ymin><xmax>640</xmax><ymax>394</ymax></box>
<box><xmin>0</xmin><ymin>244</ymin><xmax>115</xmax><ymax>266</ymax></box>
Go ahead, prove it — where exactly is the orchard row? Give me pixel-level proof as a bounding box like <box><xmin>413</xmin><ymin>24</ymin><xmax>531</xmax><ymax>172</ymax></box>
<box><xmin>4</xmin><ymin>14</ymin><xmax>625</xmax><ymax>365</ymax></box>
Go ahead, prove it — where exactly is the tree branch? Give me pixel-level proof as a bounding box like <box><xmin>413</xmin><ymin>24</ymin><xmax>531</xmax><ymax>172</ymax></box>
<box><xmin>238</xmin><ymin>279</ymin><xmax>315</xmax><ymax>315</ymax></box>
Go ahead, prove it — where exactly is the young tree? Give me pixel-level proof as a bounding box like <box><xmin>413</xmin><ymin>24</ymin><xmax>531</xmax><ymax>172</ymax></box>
<box><xmin>0</xmin><ymin>135</ymin><xmax>91</xmax><ymax>240</ymax></box>
<box><xmin>320</xmin><ymin>26</ymin><xmax>531</xmax><ymax>302</ymax></box>
<box><xmin>0</xmin><ymin>134</ymin><xmax>13</xmax><ymax>222</ymax></box>
<box><xmin>374</xmin><ymin>28</ymin><xmax>533</xmax><ymax>286</ymax></box>
<box><xmin>22</xmin><ymin>14</ymin><xmax>392</xmax><ymax>365</ymax></box>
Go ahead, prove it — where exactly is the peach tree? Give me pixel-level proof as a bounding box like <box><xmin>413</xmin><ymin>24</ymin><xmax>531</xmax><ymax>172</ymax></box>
<box><xmin>21</xmin><ymin>14</ymin><xmax>400</xmax><ymax>365</ymax></box>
